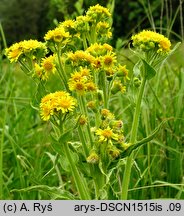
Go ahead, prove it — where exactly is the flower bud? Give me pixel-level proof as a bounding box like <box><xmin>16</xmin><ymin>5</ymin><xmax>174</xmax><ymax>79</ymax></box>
<box><xmin>96</xmin><ymin>90</ymin><xmax>103</xmax><ymax>102</ymax></box>
<box><xmin>121</xmin><ymin>142</ymin><xmax>131</xmax><ymax>150</ymax></box>
<box><xmin>79</xmin><ymin>115</ymin><xmax>88</xmax><ymax>126</ymax></box>
<box><xmin>111</xmin><ymin>80</ymin><xmax>122</xmax><ymax>94</ymax></box>
<box><xmin>87</xmin><ymin>101</ymin><xmax>98</xmax><ymax>113</ymax></box>
<box><xmin>86</xmin><ymin>151</ymin><xmax>99</xmax><ymax>164</ymax></box>
<box><xmin>133</xmin><ymin>77</ymin><xmax>141</xmax><ymax>88</ymax></box>
<box><xmin>108</xmin><ymin>147</ymin><xmax>120</xmax><ymax>159</ymax></box>
<box><xmin>117</xmin><ymin>65</ymin><xmax>129</xmax><ymax>78</ymax></box>
<box><xmin>110</xmin><ymin>120</ymin><xmax>123</xmax><ymax>129</ymax></box>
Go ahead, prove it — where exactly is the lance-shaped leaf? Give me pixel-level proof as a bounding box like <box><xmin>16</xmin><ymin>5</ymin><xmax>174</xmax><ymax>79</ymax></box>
<box><xmin>120</xmin><ymin>118</ymin><xmax>173</xmax><ymax>158</ymax></box>
<box><xmin>142</xmin><ymin>59</ymin><xmax>156</xmax><ymax>80</ymax></box>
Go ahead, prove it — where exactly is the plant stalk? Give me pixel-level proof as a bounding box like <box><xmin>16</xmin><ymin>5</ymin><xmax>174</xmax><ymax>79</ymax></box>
<box><xmin>121</xmin><ymin>77</ymin><xmax>146</xmax><ymax>199</ymax></box>
<box><xmin>63</xmin><ymin>142</ymin><xmax>90</xmax><ymax>199</ymax></box>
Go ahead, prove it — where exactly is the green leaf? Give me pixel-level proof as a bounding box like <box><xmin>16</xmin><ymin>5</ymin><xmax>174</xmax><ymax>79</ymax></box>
<box><xmin>142</xmin><ymin>59</ymin><xmax>156</xmax><ymax>80</ymax></box>
<box><xmin>11</xmin><ymin>185</ymin><xmax>75</xmax><ymax>200</ymax></box>
<box><xmin>120</xmin><ymin>118</ymin><xmax>173</xmax><ymax>158</ymax></box>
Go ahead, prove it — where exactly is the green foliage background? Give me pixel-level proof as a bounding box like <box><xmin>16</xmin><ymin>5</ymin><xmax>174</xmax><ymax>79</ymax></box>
<box><xmin>0</xmin><ymin>0</ymin><xmax>183</xmax><ymax>46</ymax></box>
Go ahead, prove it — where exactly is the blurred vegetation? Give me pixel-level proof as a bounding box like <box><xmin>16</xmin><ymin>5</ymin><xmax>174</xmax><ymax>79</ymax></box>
<box><xmin>0</xmin><ymin>0</ymin><xmax>183</xmax><ymax>47</ymax></box>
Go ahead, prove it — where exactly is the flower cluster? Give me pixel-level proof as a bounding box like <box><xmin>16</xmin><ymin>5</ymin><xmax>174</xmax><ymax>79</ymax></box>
<box><xmin>86</xmin><ymin>4</ymin><xmax>111</xmax><ymax>23</ymax></box>
<box><xmin>87</xmin><ymin>109</ymin><xmax>127</xmax><ymax>161</ymax></box>
<box><xmin>67</xmin><ymin>50</ymin><xmax>95</xmax><ymax>67</ymax></box>
<box><xmin>68</xmin><ymin>67</ymin><xmax>97</xmax><ymax>94</ymax></box>
<box><xmin>40</xmin><ymin>91</ymin><xmax>77</xmax><ymax>121</ymax></box>
<box><xmin>132</xmin><ymin>30</ymin><xmax>171</xmax><ymax>54</ymax></box>
<box><xmin>6</xmin><ymin>39</ymin><xmax>47</xmax><ymax>62</ymax></box>
<box><xmin>44</xmin><ymin>26</ymin><xmax>70</xmax><ymax>44</ymax></box>
<box><xmin>5</xmin><ymin>3</ymin><xmax>175</xmax><ymax>200</ymax></box>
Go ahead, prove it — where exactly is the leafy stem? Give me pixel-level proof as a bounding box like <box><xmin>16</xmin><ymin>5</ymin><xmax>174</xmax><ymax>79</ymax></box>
<box><xmin>121</xmin><ymin>76</ymin><xmax>147</xmax><ymax>199</ymax></box>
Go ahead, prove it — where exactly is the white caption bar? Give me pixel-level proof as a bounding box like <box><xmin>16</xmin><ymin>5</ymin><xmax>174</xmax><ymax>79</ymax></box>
<box><xmin>0</xmin><ymin>200</ymin><xmax>183</xmax><ymax>216</ymax></box>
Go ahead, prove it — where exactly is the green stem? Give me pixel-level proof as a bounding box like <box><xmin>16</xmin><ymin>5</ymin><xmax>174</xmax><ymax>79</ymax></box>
<box><xmin>82</xmin><ymin>34</ymin><xmax>88</xmax><ymax>50</ymax></box>
<box><xmin>79</xmin><ymin>96</ymin><xmax>93</xmax><ymax>148</ymax></box>
<box><xmin>63</xmin><ymin>143</ymin><xmax>90</xmax><ymax>199</ymax></box>
<box><xmin>101</xmin><ymin>71</ymin><xmax>108</xmax><ymax>109</ymax></box>
<box><xmin>56</xmin><ymin>47</ymin><xmax>68</xmax><ymax>91</ymax></box>
<box><xmin>121</xmin><ymin>77</ymin><xmax>146</xmax><ymax>199</ymax></box>
<box><xmin>0</xmin><ymin>22</ymin><xmax>7</xmax><ymax>49</ymax></box>
<box><xmin>78</xmin><ymin>126</ymin><xmax>89</xmax><ymax>157</ymax></box>
<box><xmin>0</xmin><ymin>121</ymin><xmax>4</xmax><ymax>200</ymax></box>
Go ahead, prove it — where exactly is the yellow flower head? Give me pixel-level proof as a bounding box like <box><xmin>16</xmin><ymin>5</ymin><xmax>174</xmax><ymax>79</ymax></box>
<box><xmin>87</xmin><ymin>43</ymin><xmax>113</xmax><ymax>57</ymax></box>
<box><xmin>116</xmin><ymin>64</ymin><xmax>130</xmax><ymax>81</ymax></box>
<box><xmin>34</xmin><ymin>63</ymin><xmax>45</xmax><ymax>80</ymax></box>
<box><xmin>86</xmin><ymin>4</ymin><xmax>111</xmax><ymax>22</ymax></box>
<box><xmin>101</xmin><ymin>109</ymin><xmax>114</xmax><ymax>120</ymax></box>
<box><xmin>44</xmin><ymin>26</ymin><xmax>70</xmax><ymax>43</ymax></box>
<box><xmin>20</xmin><ymin>40</ymin><xmax>46</xmax><ymax>52</ymax></box>
<box><xmin>68</xmin><ymin>80</ymin><xmax>86</xmax><ymax>94</ymax></box>
<box><xmin>111</xmin><ymin>80</ymin><xmax>126</xmax><ymax>94</ymax></box>
<box><xmin>68</xmin><ymin>50</ymin><xmax>95</xmax><ymax>66</ymax></box>
<box><xmin>6</xmin><ymin>40</ymin><xmax>47</xmax><ymax>62</ymax></box>
<box><xmin>86</xmin><ymin>81</ymin><xmax>97</xmax><ymax>92</ymax></box>
<box><xmin>5</xmin><ymin>43</ymin><xmax>22</xmax><ymax>62</ymax></box>
<box><xmin>68</xmin><ymin>67</ymin><xmax>96</xmax><ymax>94</ymax></box>
<box><xmin>34</xmin><ymin>55</ymin><xmax>56</xmax><ymax>80</ymax></box>
<box><xmin>75</xmin><ymin>15</ymin><xmax>90</xmax><ymax>33</ymax></box>
<box><xmin>40</xmin><ymin>91</ymin><xmax>76</xmax><ymax>121</ymax></box>
<box><xmin>96</xmin><ymin>21</ymin><xmax>112</xmax><ymax>38</ymax></box>
<box><xmin>41</xmin><ymin>55</ymin><xmax>56</xmax><ymax>73</ymax></box>
<box><xmin>60</xmin><ymin>19</ymin><xmax>75</xmax><ymax>30</ymax></box>
<box><xmin>102</xmin><ymin>53</ymin><xmax>117</xmax><ymax>68</ymax></box>
<box><xmin>96</xmin><ymin>126</ymin><xmax>118</xmax><ymax>142</ymax></box>
<box><xmin>132</xmin><ymin>30</ymin><xmax>171</xmax><ymax>53</ymax></box>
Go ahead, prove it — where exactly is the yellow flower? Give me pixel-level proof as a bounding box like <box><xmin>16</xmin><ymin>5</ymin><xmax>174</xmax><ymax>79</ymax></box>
<box><xmin>40</xmin><ymin>91</ymin><xmax>76</xmax><ymax>121</ymax></box>
<box><xmin>132</xmin><ymin>30</ymin><xmax>171</xmax><ymax>53</ymax></box>
<box><xmin>102</xmin><ymin>53</ymin><xmax>117</xmax><ymax>67</ymax></box>
<box><xmin>41</xmin><ymin>55</ymin><xmax>56</xmax><ymax>73</ymax></box>
<box><xmin>86</xmin><ymin>4</ymin><xmax>111</xmax><ymax>22</ymax></box>
<box><xmin>68</xmin><ymin>80</ymin><xmax>86</xmax><ymax>94</ymax></box>
<box><xmin>68</xmin><ymin>67</ymin><xmax>96</xmax><ymax>94</ymax></box>
<box><xmin>60</xmin><ymin>19</ymin><xmax>75</xmax><ymax>30</ymax></box>
<box><xmin>87</xmin><ymin>43</ymin><xmax>113</xmax><ymax>57</ymax></box>
<box><xmin>6</xmin><ymin>40</ymin><xmax>47</xmax><ymax>62</ymax></box>
<box><xmin>68</xmin><ymin>50</ymin><xmax>95</xmax><ymax>66</ymax></box>
<box><xmin>34</xmin><ymin>63</ymin><xmax>46</xmax><ymax>80</ymax></box>
<box><xmin>75</xmin><ymin>15</ymin><xmax>90</xmax><ymax>33</ymax></box>
<box><xmin>116</xmin><ymin>64</ymin><xmax>130</xmax><ymax>81</ymax></box>
<box><xmin>96</xmin><ymin>21</ymin><xmax>112</xmax><ymax>38</ymax></box>
<box><xmin>34</xmin><ymin>55</ymin><xmax>56</xmax><ymax>80</ymax></box>
<box><xmin>111</xmin><ymin>80</ymin><xmax>126</xmax><ymax>94</ymax></box>
<box><xmin>86</xmin><ymin>81</ymin><xmax>97</xmax><ymax>92</ymax></box>
<box><xmin>96</xmin><ymin>126</ymin><xmax>118</xmax><ymax>142</ymax></box>
<box><xmin>20</xmin><ymin>40</ymin><xmax>46</xmax><ymax>52</ymax></box>
<box><xmin>101</xmin><ymin>109</ymin><xmax>114</xmax><ymax>120</ymax></box>
<box><xmin>5</xmin><ymin>43</ymin><xmax>22</xmax><ymax>62</ymax></box>
<box><xmin>44</xmin><ymin>26</ymin><xmax>70</xmax><ymax>43</ymax></box>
